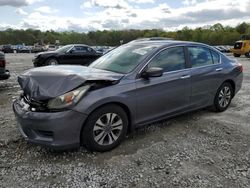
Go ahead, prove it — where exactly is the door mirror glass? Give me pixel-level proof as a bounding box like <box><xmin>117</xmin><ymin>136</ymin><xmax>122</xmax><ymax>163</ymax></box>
<box><xmin>141</xmin><ymin>67</ymin><xmax>163</xmax><ymax>78</ymax></box>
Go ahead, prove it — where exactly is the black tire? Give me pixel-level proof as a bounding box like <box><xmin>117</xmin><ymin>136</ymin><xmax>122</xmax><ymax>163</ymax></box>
<box><xmin>245</xmin><ymin>52</ymin><xmax>250</xmax><ymax>58</ymax></box>
<box><xmin>81</xmin><ymin>104</ymin><xmax>128</xmax><ymax>152</ymax></box>
<box><xmin>213</xmin><ymin>82</ymin><xmax>233</xmax><ymax>112</ymax></box>
<box><xmin>46</xmin><ymin>58</ymin><xmax>58</xmax><ymax>65</ymax></box>
<box><xmin>233</xmin><ymin>53</ymin><xmax>241</xmax><ymax>57</ymax></box>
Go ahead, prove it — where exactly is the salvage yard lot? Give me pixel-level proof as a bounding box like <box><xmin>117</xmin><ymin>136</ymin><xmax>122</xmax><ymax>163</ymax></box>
<box><xmin>0</xmin><ymin>53</ymin><xmax>250</xmax><ymax>187</ymax></box>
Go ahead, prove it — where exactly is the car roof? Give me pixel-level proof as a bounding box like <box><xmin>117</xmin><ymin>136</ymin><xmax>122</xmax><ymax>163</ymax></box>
<box><xmin>236</xmin><ymin>40</ymin><xmax>250</xmax><ymax>43</ymax></box>
<box><xmin>129</xmin><ymin>39</ymin><xmax>211</xmax><ymax>49</ymax></box>
<box><xmin>71</xmin><ymin>44</ymin><xmax>89</xmax><ymax>47</ymax></box>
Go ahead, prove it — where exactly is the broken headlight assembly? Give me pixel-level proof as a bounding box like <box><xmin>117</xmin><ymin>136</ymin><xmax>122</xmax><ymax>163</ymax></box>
<box><xmin>47</xmin><ymin>85</ymin><xmax>90</xmax><ymax>110</ymax></box>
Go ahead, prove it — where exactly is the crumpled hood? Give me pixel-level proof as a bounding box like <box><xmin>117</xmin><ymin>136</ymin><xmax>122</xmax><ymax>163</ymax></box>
<box><xmin>18</xmin><ymin>65</ymin><xmax>124</xmax><ymax>101</ymax></box>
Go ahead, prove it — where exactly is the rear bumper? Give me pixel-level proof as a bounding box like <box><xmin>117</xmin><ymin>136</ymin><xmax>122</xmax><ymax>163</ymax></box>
<box><xmin>0</xmin><ymin>70</ymin><xmax>10</xmax><ymax>80</ymax></box>
<box><xmin>235</xmin><ymin>72</ymin><xmax>243</xmax><ymax>95</ymax></box>
<box><xmin>13</xmin><ymin>99</ymin><xmax>87</xmax><ymax>150</ymax></box>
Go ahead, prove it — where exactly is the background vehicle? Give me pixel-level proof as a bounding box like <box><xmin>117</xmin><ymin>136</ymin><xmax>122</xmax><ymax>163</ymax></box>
<box><xmin>231</xmin><ymin>35</ymin><xmax>250</xmax><ymax>57</ymax></box>
<box><xmin>33</xmin><ymin>44</ymin><xmax>102</xmax><ymax>67</ymax></box>
<box><xmin>16</xmin><ymin>46</ymin><xmax>32</xmax><ymax>53</ymax></box>
<box><xmin>31</xmin><ymin>44</ymin><xmax>46</xmax><ymax>53</ymax></box>
<box><xmin>14</xmin><ymin>39</ymin><xmax>243</xmax><ymax>152</ymax></box>
<box><xmin>0</xmin><ymin>51</ymin><xmax>10</xmax><ymax>80</ymax></box>
<box><xmin>1</xmin><ymin>45</ymin><xmax>14</xmax><ymax>53</ymax></box>
<box><xmin>231</xmin><ymin>40</ymin><xmax>250</xmax><ymax>57</ymax></box>
<box><xmin>93</xmin><ymin>46</ymin><xmax>114</xmax><ymax>54</ymax></box>
<box><xmin>214</xmin><ymin>46</ymin><xmax>230</xmax><ymax>53</ymax></box>
<box><xmin>46</xmin><ymin>45</ymin><xmax>57</xmax><ymax>51</ymax></box>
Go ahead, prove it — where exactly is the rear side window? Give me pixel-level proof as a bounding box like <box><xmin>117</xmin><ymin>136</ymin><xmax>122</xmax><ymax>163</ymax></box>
<box><xmin>148</xmin><ymin>47</ymin><xmax>186</xmax><ymax>72</ymax></box>
<box><xmin>73</xmin><ymin>46</ymin><xmax>87</xmax><ymax>53</ymax></box>
<box><xmin>87</xmin><ymin>47</ymin><xmax>94</xmax><ymax>53</ymax></box>
<box><xmin>188</xmin><ymin>47</ymin><xmax>213</xmax><ymax>68</ymax></box>
<box><xmin>211</xmin><ymin>50</ymin><xmax>220</xmax><ymax>64</ymax></box>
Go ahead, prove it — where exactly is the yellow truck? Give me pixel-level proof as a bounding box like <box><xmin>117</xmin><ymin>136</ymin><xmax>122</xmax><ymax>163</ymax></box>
<box><xmin>231</xmin><ymin>35</ymin><xmax>250</xmax><ymax>58</ymax></box>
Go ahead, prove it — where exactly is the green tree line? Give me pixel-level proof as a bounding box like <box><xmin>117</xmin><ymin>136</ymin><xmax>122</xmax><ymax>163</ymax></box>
<box><xmin>0</xmin><ymin>22</ymin><xmax>250</xmax><ymax>46</ymax></box>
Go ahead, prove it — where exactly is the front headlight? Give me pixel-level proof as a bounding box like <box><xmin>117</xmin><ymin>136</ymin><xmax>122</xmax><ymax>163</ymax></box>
<box><xmin>47</xmin><ymin>85</ymin><xmax>90</xmax><ymax>110</ymax></box>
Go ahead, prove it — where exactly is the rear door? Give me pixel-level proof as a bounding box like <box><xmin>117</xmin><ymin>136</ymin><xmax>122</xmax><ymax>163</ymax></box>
<box><xmin>72</xmin><ymin>46</ymin><xmax>89</xmax><ymax>65</ymax></box>
<box><xmin>188</xmin><ymin>46</ymin><xmax>223</xmax><ymax>108</ymax></box>
<box><xmin>60</xmin><ymin>46</ymin><xmax>83</xmax><ymax>64</ymax></box>
<box><xmin>135</xmin><ymin>46</ymin><xmax>191</xmax><ymax>124</ymax></box>
<box><xmin>72</xmin><ymin>46</ymin><xmax>99</xmax><ymax>65</ymax></box>
<box><xmin>84</xmin><ymin>47</ymin><xmax>101</xmax><ymax>65</ymax></box>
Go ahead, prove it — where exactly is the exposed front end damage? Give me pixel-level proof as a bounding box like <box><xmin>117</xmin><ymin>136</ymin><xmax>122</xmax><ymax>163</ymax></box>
<box><xmin>13</xmin><ymin>65</ymin><xmax>123</xmax><ymax>150</ymax></box>
<box><xmin>18</xmin><ymin>65</ymin><xmax>123</xmax><ymax>101</ymax></box>
<box><xmin>13</xmin><ymin>99</ymin><xmax>87</xmax><ymax>150</ymax></box>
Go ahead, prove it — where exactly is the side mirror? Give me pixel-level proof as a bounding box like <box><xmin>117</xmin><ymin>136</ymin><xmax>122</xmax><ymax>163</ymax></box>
<box><xmin>141</xmin><ymin>67</ymin><xmax>163</xmax><ymax>78</ymax></box>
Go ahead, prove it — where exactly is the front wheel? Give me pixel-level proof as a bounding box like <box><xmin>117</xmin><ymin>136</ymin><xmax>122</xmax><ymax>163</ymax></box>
<box><xmin>213</xmin><ymin>82</ymin><xmax>233</xmax><ymax>112</ymax></box>
<box><xmin>81</xmin><ymin>105</ymin><xmax>128</xmax><ymax>152</ymax></box>
<box><xmin>46</xmin><ymin>58</ymin><xmax>58</xmax><ymax>65</ymax></box>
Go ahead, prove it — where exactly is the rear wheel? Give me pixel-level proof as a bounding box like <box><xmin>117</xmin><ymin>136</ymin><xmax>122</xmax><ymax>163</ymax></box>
<box><xmin>81</xmin><ymin>105</ymin><xmax>128</xmax><ymax>152</ymax></box>
<box><xmin>233</xmin><ymin>53</ymin><xmax>241</xmax><ymax>57</ymax></box>
<box><xmin>46</xmin><ymin>58</ymin><xmax>58</xmax><ymax>65</ymax></box>
<box><xmin>213</xmin><ymin>82</ymin><xmax>233</xmax><ymax>112</ymax></box>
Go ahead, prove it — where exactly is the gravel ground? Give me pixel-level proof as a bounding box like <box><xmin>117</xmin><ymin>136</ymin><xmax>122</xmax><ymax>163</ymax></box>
<box><xmin>0</xmin><ymin>53</ymin><xmax>250</xmax><ymax>188</ymax></box>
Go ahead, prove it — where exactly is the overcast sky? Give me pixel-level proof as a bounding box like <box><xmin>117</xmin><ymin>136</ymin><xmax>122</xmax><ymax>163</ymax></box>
<box><xmin>0</xmin><ymin>0</ymin><xmax>249</xmax><ymax>32</ymax></box>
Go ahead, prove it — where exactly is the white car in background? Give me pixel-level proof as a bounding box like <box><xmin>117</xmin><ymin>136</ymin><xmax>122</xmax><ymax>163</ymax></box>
<box><xmin>47</xmin><ymin>45</ymin><xmax>57</xmax><ymax>51</ymax></box>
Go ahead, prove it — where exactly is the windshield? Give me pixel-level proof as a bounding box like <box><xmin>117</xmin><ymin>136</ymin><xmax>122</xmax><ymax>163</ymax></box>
<box><xmin>56</xmin><ymin>45</ymin><xmax>73</xmax><ymax>53</ymax></box>
<box><xmin>89</xmin><ymin>43</ymin><xmax>160</xmax><ymax>74</ymax></box>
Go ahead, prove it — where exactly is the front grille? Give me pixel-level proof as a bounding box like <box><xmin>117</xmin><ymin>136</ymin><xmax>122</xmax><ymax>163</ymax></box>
<box><xmin>23</xmin><ymin>94</ymin><xmax>48</xmax><ymax>112</ymax></box>
<box><xmin>234</xmin><ymin>42</ymin><xmax>243</xmax><ymax>49</ymax></box>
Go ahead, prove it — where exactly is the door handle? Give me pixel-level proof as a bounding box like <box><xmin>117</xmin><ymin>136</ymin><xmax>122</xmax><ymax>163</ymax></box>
<box><xmin>216</xmin><ymin>68</ymin><xmax>223</xmax><ymax>72</ymax></box>
<box><xmin>180</xmin><ymin>75</ymin><xmax>190</xmax><ymax>79</ymax></box>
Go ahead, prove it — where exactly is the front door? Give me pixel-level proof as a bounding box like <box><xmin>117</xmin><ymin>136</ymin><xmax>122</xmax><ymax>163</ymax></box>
<box><xmin>135</xmin><ymin>46</ymin><xmax>191</xmax><ymax>124</ymax></box>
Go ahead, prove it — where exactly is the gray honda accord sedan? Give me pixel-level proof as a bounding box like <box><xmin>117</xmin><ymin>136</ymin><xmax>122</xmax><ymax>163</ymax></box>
<box><xmin>13</xmin><ymin>39</ymin><xmax>243</xmax><ymax>152</ymax></box>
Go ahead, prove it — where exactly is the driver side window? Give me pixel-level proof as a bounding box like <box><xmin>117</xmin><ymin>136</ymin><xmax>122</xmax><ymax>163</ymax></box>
<box><xmin>148</xmin><ymin>47</ymin><xmax>186</xmax><ymax>72</ymax></box>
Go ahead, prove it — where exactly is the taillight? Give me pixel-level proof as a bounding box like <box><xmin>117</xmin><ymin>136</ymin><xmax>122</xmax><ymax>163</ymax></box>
<box><xmin>238</xmin><ymin>63</ymin><xmax>243</xmax><ymax>72</ymax></box>
<box><xmin>0</xmin><ymin>60</ymin><xmax>6</xmax><ymax>67</ymax></box>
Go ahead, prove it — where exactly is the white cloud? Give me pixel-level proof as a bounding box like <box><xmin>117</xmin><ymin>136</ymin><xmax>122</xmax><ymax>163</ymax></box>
<box><xmin>0</xmin><ymin>0</ymin><xmax>42</xmax><ymax>7</ymax></box>
<box><xmin>183</xmin><ymin>0</ymin><xmax>197</xmax><ymax>6</ymax></box>
<box><xmin>35</xmin><ymin>6</ymin><xmax>58</xmax><ymax>14</ymax></box>
<box><xmin>81</xmin><ymin>1</ymin><xmax>92</xmax><ymax>8</ymax></box>
<box><xmin>128</xmin><ymin>0</ymin><xmax>155</xmax><ymax>4</ymax></box>
<box><xmin>2</xmin><ymin>0</ymin><xmax>250</xmax><ymax>32</ymax></box>
<box><xmin>26</xmin><ymin>0</ymin><xmax>42</xmax><ymax>4</ymax></box>
<box><xmin>81</xmin><ymin>0</ymin><xmax>131</xmax><ymax>9</ymax></box>
<box><xmin>15</xmin><ymin>8</ymin><xmax>28</xmax><ymax>15</ymax></box>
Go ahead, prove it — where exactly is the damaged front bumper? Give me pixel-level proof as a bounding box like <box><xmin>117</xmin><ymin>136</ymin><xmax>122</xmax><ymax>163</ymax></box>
<box><xmin>13</xmin><ymin>99</ymin><xmax>87</xmax><ymax>150</ymax></box>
